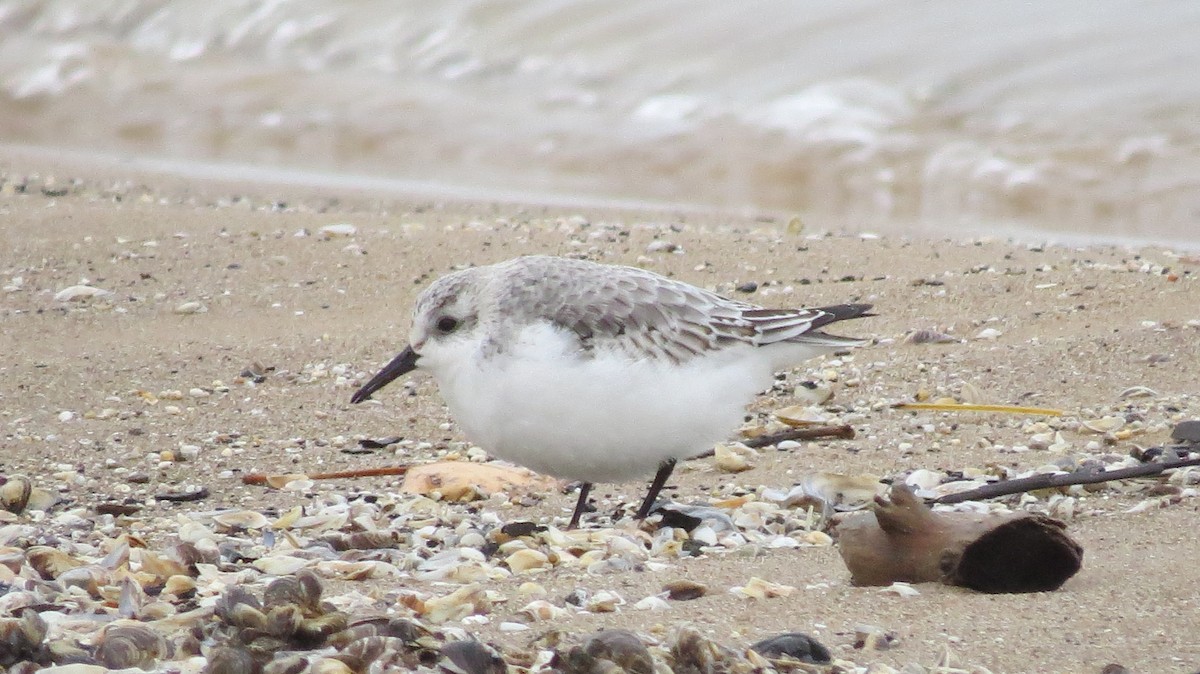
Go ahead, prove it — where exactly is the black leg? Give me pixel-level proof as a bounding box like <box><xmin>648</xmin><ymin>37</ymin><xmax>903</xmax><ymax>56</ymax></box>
<box><xmin>635</xmin><ymin>459</ymin><xmax>677</xmax><ymax>519</ymax></box>
<box><xmin>568</xmin><ymin>482</ymin><xmax>593</xmax><ymax>529</ymax></box>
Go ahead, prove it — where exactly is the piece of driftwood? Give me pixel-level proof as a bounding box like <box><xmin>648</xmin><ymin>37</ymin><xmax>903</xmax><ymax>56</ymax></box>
<box><xmin>241</xmin><ymin>466</ymin><xmax>409</xmax><ymax>486</ymax></box>
<box><xmin>836</xmin><ymin>485</ymin><xmax>1082</xmax><ymax>593</ymax></box>
<box><xmin>739</xmin><ymin>424</ymin><xmax>855</xmax><ymax>449</ymax></box>
<box><xmin>931</xmin><ymin>454</ymin><xmax>1200</xmax><ymax>504</ymax></box>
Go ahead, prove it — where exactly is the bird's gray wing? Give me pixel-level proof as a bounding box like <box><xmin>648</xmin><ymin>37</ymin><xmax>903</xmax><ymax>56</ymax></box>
<box><xmin>497</xmin><ymin>257</ymin><xmax>869</xmax><ymax>363</ymax></box>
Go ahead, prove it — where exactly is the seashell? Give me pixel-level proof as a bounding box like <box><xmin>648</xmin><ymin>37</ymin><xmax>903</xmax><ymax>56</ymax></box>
<box><xmin>94</xmin><ymin>622</ymin><xmax>167</xmax><ymax>669</ymax></box>
<box><xmin>663</xmin><ymin>579</ymin><xmax>707</xmax><ymax>601</ymax></box>
<box><xmin>332</xmin><ymin>635</ymin><xmax>409</xmax><ymax>671</ymax></box>
<box><xmin>584</xmin><ymin>590</ymin><xmax>624</xmax><ymax>613</ymax></box>
<box><xmin>730</xmin><ymin>577</ymin><xmax>796</xmax><ymax>599</ymax></box>
<box><xmin>212</xmin><ymin>510</ymin><xmax>271</xmax><ymax>531</ymax></box>
<box><xmin>750</xmin><ymin>632</ymin><xmax>832</xmax><ymax>664</ymax></box>
<box><xmin>793</xmin><ymin>379</ymin><xmax>834</xmax><ymax>405</ymax></box>
<box><xmin>307</xmin><ymin>658</ymin><xmax>354</xmax><ymax>674</ymax></box>
<box><xmin>853</xmin><ymin>624</ymin><xmax>896</xmax><ymax>651</ymax></box>
<box><xmin>263</xmin><ymin>655</ymin><xmax>312</xmax><ymax>674</ymax></box>
<box><xmin>319</xmin><ymin>223</ymin><xmax>358</xmax><ymax>238</ymax></box>
<box><xmin>314</xmin><ymin>560</ymin><xmax>403</xmax><ymax>580</ymax></box>
<box><xmin>321</xmin><ymin>531</ymin><xmax>399</xmax><ymax>551</ymax></box>
<box><xmin>0</xmin><ymin>476</ymin><xmax>32</xmax><ymax>513</ymax></box>
<box><xmin>422</xmin><ymin>584</ymin><xmax>491</xmax><ymax>623</ymax></box>
<box><xmin>262</xmin><ymin>569</ymin><xmax>323</xmax><ymax>612</ymax></box>
<box><xmin>713</xmin><ymin>444</ymin><xmax>753</xmax><ymax>473</ymax></box>
<box><xmin>205</xmin><ymin>645</ymin><xmax>259</xmax><ymax>674</ymax></box>
<box><xmin>669</xmin><ymin>626</ymin><xmax>739</xmax><ymax>674</ymax></box>
<box><xmin>26</xmin><ymin>545</ymin><xmax>85</xmax><ymax>579</ymax></box>
<box><xmin>505</xmin><ymin>548</ymin><xmax>550</xmax><ymax>573</ymax></box>
<box><xmin>974</xmin><ymin>327</ymin><xmax>1003</xmax><ymax>340</ymax></box>
<box><xmin>878</xmin><ymin>581</ymin><xmax>920</xmax><ymax>598</ymax></box>
<box><xmin>265</xmin><ymin>603</ymin><xmax>305</xmax><ymax>638</ymax></box>
<box><xmin>1081</xmin><ymin>416</ymin><xmax>1125</xmax><ymax>434</ymax></box>
<box><xmin>568</xmin><ymin>629</ymin><xmax>654</xmax><ymax>674</ymax></box>
<box><xmin>173</xmin><ymin>301</ymin><xmax>208</xmax><ymax>314</ymax></box>
<box><xmin>690</xmin><ymin>525</ymin><xmax>718</xmax><ymax>547</ymax></box>
<box><xmin>516</xmin><ymin>599</ymin><xmax>568</xmax><ymax>623</ymax></box>
<box><xmin>440</xmin><ymin>640</ymin><xmax>506</xmax><ymax>674</ymax></box>
<box><xmin>774</xmin><ymin>405</ymin><xmax>830</xmax><ymax>427</ymax></box>
<box><xmin>31</xmin><ymin>666</ymin><xmax>110</xmax><ymax>674</ymax></box>
<box><xmin>904</xmin><ymin>469</ymin><xmax>943</xmax><ymax>492</ymax></box>
<box><xmin>254</xmin><ymin>555</ymin><xmax>311</xmax><ymax>576</ymax></box>
<box><xmin>769</xmin><ymin>472</ymin><xmax>884</xmax><ymax>512</ymax></box>
<box><xmin>1119</xmin><ymin>386</ymin><xmax>1158</xmax><ymax>399</ymax></box>
<box><xmin>54</xmin><ymin>284</ymin><xmax>113</xmax><ymax>301</ymax></box>
<box><xmin>266</xmin><ymin>474</ymin><xmax>310</xmax><ymax>490</ymax></box>
<box><xmin>905</xmin><ymin>329</ymin><xmax>962</xmax><ymax>344</ymax></box>
<box><xmin>295</xmin><ymin>612</ymin><xmax>350</xmax><ymax>645</ymax></box>
<box><xmin>0</xmin><ymin>609</ymin><xmax>48</xmax><ymax>661</ymax></box>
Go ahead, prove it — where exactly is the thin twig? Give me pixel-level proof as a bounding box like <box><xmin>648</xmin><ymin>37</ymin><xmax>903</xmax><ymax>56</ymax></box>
<box><xmin>737</xmin><ymin>424</ymin><xmax>856</xmax><ymax>450</ymax></box>
<box><xmin>242</xmin><ymin>465</ymin><xmax>409</xmax><ymax>486</ymax></box>
<box><xmin>931</xmin><ymin>455</ymin><xmax>1200</xmax><ymax>504</ymax></box>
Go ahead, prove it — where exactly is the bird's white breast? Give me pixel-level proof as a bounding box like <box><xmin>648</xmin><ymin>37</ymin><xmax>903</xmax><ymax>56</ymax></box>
<box><xmin>424</xmin><ymin>321</ymin><xmax>779</xmax><ymax>483</ymax></box>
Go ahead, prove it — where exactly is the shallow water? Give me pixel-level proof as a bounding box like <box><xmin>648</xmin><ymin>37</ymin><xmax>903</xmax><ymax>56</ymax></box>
<box><xmin>2</xmin><ymin>0</ymin><xmax>1198</xmax><ymax>245</ymax></box>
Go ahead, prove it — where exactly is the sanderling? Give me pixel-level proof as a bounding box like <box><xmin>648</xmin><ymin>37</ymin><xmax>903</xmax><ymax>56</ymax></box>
<box><xmin>352</xmin><ymin>255</ymin><xmax>872</xmax><ymax>528</ymax></box>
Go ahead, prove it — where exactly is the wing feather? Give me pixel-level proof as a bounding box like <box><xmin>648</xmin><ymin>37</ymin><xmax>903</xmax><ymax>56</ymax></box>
<box><xmin>494</xmin><ymin>257</ymin><xmax>870</xmax><ymax>364</ymax></box>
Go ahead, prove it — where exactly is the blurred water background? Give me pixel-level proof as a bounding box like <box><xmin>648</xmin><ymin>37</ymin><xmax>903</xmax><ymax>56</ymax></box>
<box><xmin>2</xmin><ymin>0</ymin><xmax>1198</xmax><ymax>245</ymax></box>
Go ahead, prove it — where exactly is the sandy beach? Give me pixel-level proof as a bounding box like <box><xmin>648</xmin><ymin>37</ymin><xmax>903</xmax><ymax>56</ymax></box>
<box><xmin>1</xmin><ymin>150</ymin><xmax>1198</xmax><ymax>674</ymax></box>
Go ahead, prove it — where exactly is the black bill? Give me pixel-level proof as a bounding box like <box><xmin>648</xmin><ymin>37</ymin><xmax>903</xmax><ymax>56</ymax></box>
<box><xmin>350</xmin><ymin>345</ymin><xmax>419</xmax><ymax>404</ymax></box>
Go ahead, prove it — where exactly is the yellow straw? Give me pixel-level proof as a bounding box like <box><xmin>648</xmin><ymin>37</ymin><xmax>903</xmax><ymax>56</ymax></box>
<box><xmin>893</xmin><ymin>402</ymin><xmax>1063</xmax><ymax>416</ymax></box>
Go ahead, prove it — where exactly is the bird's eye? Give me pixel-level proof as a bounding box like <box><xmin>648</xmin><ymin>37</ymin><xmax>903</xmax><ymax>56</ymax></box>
<box><xmin>435</xmin><ymin>316</ymin><xmax>460</xmax><ymax>333</ymax></box>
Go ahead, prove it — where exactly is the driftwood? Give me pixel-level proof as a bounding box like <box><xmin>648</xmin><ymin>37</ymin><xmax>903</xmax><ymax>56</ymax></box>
<box><xmin>739</xmin><ymin>424</ymin><xmax>855</xmax><ymax>449</ymax></box>
<box><xmin>931</xmin><ymin>454</ymin><xmax>1200</xmax><ymax>504</ymax></box>
<box><xmin>241</xmin><ymin>466</ymin><xmax>408</xmax><ymax>486</ymax></box>
<box><xmin>836</xmin><ymin>485</ymin><xmax>1083</xmax><ymax>592</ymax></box>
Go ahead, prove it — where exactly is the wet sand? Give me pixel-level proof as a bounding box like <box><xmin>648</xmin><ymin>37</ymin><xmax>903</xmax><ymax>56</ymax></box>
<box><xmin>1</xmin><ymin>150</ymin><xmax>1198</xmax><ymax>673</ymax></box>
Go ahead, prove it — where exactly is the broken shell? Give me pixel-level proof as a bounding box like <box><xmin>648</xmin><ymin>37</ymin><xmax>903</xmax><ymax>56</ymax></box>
<box><xmin>54</xmin><ymin>284</ymin><xmax>113</xmax><ymax>301</ymax></box>
<box><xmin>905</xmin><ymin>469</ymin><xmax>943</xmax><ymax>492</ymax></box>
<box><xmin>26</xmin><ymin>546</ymin><xmax>85</xmax><ymax>579</ymax></box>
<box><xmin>422</xmin><ymin>584</ymin><xmax>491</xmax><ymax>623</ymax></box>
<box><xmin>505</xmin><ymin>548</ymin><xmax>550</xmax><ymax>573</ymax></box>
<box><xmin>517</xmin><ymin>599</ymin><xmax>568</xmax><ymax>623</ymax></box>
<box><xmin>440</xmin><ymin>640</ymin><xmax>506</xmax><ymax>674</ymax></box>
<box><xmin>1119</xmin><ymin>386</ymin><xmax>1158</xmax><ymax>399</ymax></box>
<box><xmin>713</xmin><ymin>444</ymin><xmax>753</xmax><ymax>473</ymax></box>
<box><xmin>173</xmin><ymin>301</ymin><xmax>208</xmax><ymax>314</ymax></box>
<box><xmin>1082</xmin><ymin>416</ymin><xmax>1125</xmax><ymax>434</ymax></box>
<box><xmin>730</xmin><ymin>576</ymin><xmax>796</xmax><ymax>599</ymax></box>
<box><xmin>774</xmin><ymin>405</ymin><xmax>830</xmax><ymax>427</ymax></box>
<box><xmin>571</xmin><ymin>629</ymin><xmax>654</xmax><ymax>674</ymax></box>
<box><xmin>750</xmin><ymin>632</ymin><xmax>832</xmax><ymax>664</ymax></box>
<box><xmin>162</xmin><ymin>574</ymin><xmax>197</xmax><ymax>597</ymax></box>
<box><xmin>663</xmin><ymin>580</ymin><xmax>708</xmax><ymax>601</ymax></box>
<box><xmin>766</xmin><ymin>472</ymin><xmax>884</xmax><ymax>511</ymax></box>
<box><xmin>905</xmin><ymin>329</ymin><xmax>962</xmax><ymax>344</ymax></box>
<box><xmin>584</xmin><ymin>590</ymin><xmax>624</xmax><ymax>613</ymax></box>
<box><xmin>319</xmin><ymin>223</ymin><xmax>358</xmax><ymax>237</ymax></box>
<box><xmin>853</xmin><ymin>624</ymin><xmax>896</xmax><ymax>651</ymax></box>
